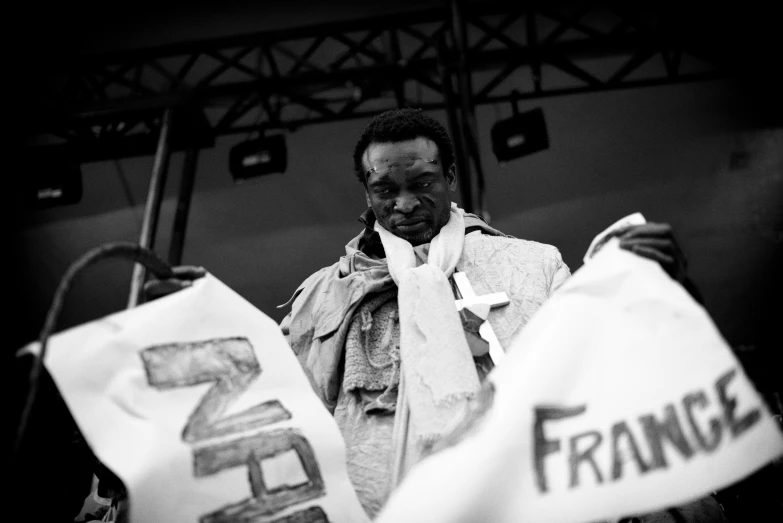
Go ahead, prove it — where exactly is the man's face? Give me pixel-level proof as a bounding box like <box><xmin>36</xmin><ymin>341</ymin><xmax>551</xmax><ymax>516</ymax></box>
<box><xmin>362</xmin><ymin>137</ymin><xmax>457</xmax><ymax>246</ymax></box>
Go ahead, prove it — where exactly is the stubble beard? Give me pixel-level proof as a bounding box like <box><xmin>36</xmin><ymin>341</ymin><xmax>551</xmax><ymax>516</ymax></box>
<box><xmin>397</xmin><ymin>207</ymin><xmax>451</xmax><ymax>245</ymax></box>
<box><xmin>401</xmin><ymin>228</ymin><xmax>435</xmax><ymax>246</ymax></box>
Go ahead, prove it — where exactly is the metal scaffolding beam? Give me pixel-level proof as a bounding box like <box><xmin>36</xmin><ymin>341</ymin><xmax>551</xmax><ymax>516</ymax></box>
<box><xmin>27</xmin><ymin>1</ymin><xmax>725</xmax><ymax>157</ymax></box>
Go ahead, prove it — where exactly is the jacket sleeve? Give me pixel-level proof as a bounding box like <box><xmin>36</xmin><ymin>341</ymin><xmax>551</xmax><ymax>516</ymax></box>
<box><xmin>546</xmin><ymin>246</ymin><xmax>571</xmax><ymax>297</ymax></box>
<box><xmin>280</xmin><ymin>264</ymin><xmax>346</xmax><ymax>414</ymax></box>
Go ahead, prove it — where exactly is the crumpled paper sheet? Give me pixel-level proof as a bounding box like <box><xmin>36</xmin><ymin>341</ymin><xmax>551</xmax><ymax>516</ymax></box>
<box><xmin>28</xmin><ymin>274</ymin><xmax>369</xmax><ymax>523</ymax></box>
<box><xmin>377</xmin><ymin>215</ymin><xmax>783</xmax><ymax>523</ymax></box>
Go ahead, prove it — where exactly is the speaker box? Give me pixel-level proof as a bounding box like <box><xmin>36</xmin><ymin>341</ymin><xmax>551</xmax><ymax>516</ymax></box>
<box><xmin>490</xmin><ymin>107</ymin><xmax>549</xmax><ymax>162</ymax></box>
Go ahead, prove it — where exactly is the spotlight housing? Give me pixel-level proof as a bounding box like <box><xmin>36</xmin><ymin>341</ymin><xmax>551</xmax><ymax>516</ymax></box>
<box><xmin>491</xmin><ymin>104</ymin><xmax>549</xmax><ymax>163</ymax></box>
<box><xmin>25</xmin><ymin>153</ymin><xmax>83</xmax><ymax>209</ymax></box>
<box><xmin>229</xmin><ymin>134</ymin><xmax>287</xmax><ymax>181</ymax></box>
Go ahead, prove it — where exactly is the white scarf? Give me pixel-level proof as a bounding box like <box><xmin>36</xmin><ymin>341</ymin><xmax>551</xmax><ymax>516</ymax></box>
<box><xmin>374</xmin><ymin>203</ymin><xmax>481</xmax><ymax>484</ymax></box>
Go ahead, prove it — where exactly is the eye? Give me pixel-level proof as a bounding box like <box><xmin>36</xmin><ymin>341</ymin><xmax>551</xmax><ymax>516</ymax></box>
<box><xmin>374</xmin><ymin>188</ymin><xmax>391</xmax><ymax>196</ymax></box>
<box><xmin>417</xmin><ymin>181</ymin><xmax>432</xmax><ymax>188</ymax></box>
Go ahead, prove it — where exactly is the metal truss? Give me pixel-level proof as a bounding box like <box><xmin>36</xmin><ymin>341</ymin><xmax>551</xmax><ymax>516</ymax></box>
<box><xmin>29</xmin><ymin>1</ymin><xmax>726</xmax><ymax>158</ymax></box>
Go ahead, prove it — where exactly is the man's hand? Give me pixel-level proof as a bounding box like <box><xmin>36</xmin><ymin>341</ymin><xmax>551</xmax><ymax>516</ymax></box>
<box><xmin>615</xmin><ymin>223</ymin><xmax>687</xmax><ymax>283</ymax></box>
<box><xmin>616</xmin><ymin>222</ymin><xmax>706</xmax><ymax>305</ymax></box>
<box><xmin>143</xmin><ymin>265</ymin><xmax>207</xmax><ymax>301</ymax></box>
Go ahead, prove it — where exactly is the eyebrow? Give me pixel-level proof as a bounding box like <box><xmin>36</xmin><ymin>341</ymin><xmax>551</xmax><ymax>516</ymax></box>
<box><xmin>367</xmin><ymin>177</ymin><xmax>392</xmax><ymax>188</ymax></box>
<box><xmin>407</xmin><ymin>170</ymin><xmax>437</xmax><ymax>181</ymax></box>
<box><xmin>365</xmin><ymin>157</ymin><xmax>439</xmax><ymax>176</ymax></box>
<box><xmin>367</xmin><ymin>169</ymin><xmax>438</xmax><ymax>189</ymax></box>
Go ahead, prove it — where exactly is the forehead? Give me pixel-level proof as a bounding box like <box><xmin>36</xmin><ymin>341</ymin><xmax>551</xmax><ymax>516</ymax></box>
<box><xmin>362</xmin><ymin>137</ymin><xmax>440</xmax><ymax>170</ymax></box>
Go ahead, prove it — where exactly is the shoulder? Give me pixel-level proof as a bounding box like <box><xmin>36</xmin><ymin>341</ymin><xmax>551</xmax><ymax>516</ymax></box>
<box><xmin>465</xmin><ymin>232</ymin><xmax>564</xmax><ymax>263</ymax></box>
<box><xmin>280</xmin><ymin>261</ymin><xmax>341</xmax><ymax>310</ymax></box>
<box><xmin>461</xmin><ymin>214</ymin><xmax>563</xmax><ymax>262</ymax></box>
<box><xmin>279</xmin><ymin>261</ymin><xmax>341</xmax><ymax>335</ymax></box>
<box><xmin>462</xmin><ymin>233</ymin><xmax>570</xmax><ymax>292</ymax></box>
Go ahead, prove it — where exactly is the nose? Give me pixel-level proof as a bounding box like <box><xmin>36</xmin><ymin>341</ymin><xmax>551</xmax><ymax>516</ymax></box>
<box><xmin>394</xmin><ymin>193</ymin><xmax>420</xmax><ymax>214</ymax></box>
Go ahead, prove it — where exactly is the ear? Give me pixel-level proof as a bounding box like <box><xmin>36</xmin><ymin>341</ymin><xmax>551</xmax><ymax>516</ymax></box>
<box><xmin>446</xmin><ymin>164</ymin><xmax>457</xmax><ymax>192</ymax></box>
<box><xmin>365</xmin><ymin>190</ymin><xmax>371</xmax><ymax>207</ymax></box>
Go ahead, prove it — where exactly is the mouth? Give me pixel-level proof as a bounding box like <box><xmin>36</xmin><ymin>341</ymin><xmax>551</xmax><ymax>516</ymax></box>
<box><xmin>393</xmin><ymin>216</ymin><xmax>429</xmax><ymax>233</ymax></box>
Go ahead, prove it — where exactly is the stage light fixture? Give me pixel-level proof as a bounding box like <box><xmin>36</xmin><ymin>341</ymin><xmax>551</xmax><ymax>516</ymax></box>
<box><xmin>490</xmin><ymin>97</ymin><xmax>549</xmax><ymax>163</ymax></box>
<box><xmin>229</xmin><ymin>133</ymin><xmax>287</xmax><ymax>181</ymax></box>
<box><xmin>25</xmin><ymin>154</ymin><xmax>83</xmax><ymax>209</ymax></box>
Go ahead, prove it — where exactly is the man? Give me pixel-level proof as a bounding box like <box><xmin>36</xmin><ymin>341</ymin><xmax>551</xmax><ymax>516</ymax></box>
<box><xmin>274</xmin><ymin>108</ymin><xmax>716</xmax><ymax>519</ymax></box>
<box><xmin>278</xmin><ymin>109</ymin><xmax>572</xmax><ymax>517</ymax></box>
<box><xmin>148</xmin><ymin>108</ymin><xmax>720</xmax><ymax>521</ymax></box>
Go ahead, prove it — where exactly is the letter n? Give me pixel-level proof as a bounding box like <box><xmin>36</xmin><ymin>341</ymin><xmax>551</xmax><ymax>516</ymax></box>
<box><xmin>639</xmin><ymin>404</ymin><xmax>694</xmax><ymax>470</ymax></box>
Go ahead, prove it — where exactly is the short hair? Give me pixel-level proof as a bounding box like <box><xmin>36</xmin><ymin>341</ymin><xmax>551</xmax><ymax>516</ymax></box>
<box><xmin>352</xmin><ymin>108</ymin><xmax>455</xmax><ymax>185</ymax></box>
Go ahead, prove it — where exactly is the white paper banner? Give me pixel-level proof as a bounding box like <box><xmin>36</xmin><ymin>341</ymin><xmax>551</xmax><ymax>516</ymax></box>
<box><xmin>378</xmin><ymin>240</ymin><xmax>783</xmax><ymax>523</ymax></box>
<box><xmin>30</xmin><ymin>274</ymin><xmax>369</xmax><ymax>523</ymax></box>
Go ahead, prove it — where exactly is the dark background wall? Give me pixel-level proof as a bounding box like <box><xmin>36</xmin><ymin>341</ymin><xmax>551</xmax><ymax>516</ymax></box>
<box><xmin>11</xmin><ymin>1</ymin><xmax>781</xmax><ymax>368</ymax></box>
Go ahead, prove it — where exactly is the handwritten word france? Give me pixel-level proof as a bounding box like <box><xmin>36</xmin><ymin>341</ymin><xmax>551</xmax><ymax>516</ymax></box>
<box><xmin>534</xmin><ymin>367</ymin><xmax>762</xmax><ymax>493</ymax></box>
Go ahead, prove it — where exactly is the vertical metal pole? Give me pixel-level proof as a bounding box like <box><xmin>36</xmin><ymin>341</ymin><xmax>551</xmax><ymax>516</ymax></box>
<box><xmin>127</xmin><ymin>108</ymin><xmax>172</xmax><ymax>308</ymax></box>
<box><xmin>385</xmin><ymin>29</ymin><xmax>406</xmax><ymax>108</ymax></box>
<box><xmin>437</xmin><ymin>38</ymin><xmax>474</xmax><ymax>213</ymax></box>
<box><xmin>168</xmin><ymin>147</ymin><xmax>199</xmax><ymax>266</ymax></box>
<box><xmin>450</xmin><ymin>0</ymin><xmax>488</xmax><ymax>220</ymax></box>
<box><xmin>527</xmin><ymin>8</ymin><xmax>542</xmax><ymax>93</ymax></box>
